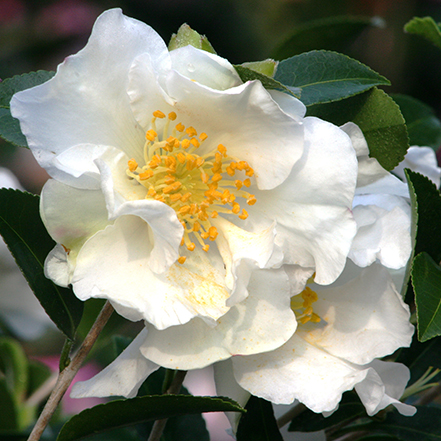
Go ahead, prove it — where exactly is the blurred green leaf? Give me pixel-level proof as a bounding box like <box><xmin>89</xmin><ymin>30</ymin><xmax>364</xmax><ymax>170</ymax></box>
<box><xmin>0</xmin><ymin>71</ymin><xmax>54</xmax><ymax>148</ymax></box>
<box><xmin>412</xmin><ymin>252</ymin><xmax>441</xmax><ymax>342</ymax></box>
<box><xmin>405</xmin><ymin>16</ymin><xmax>441</xmax><ymax>50</ymax></box>
<box><xmin>57</xmin><ymin>395</ymin><xmax>244</xmax><ymax>441</ymax></box>
<box><xmin>0</xmin><ymin>189</ymin><xmax>83</xmax><ymax>340</ymax></box>
<box><xmin>336</xmin><ymin>406</ymin><xmax>441</xmax><ymax>440</ymax></box>
<box><xmin>357</xmin><ymin>436</ymin><xmax>403</xmax><ymax>441</ymax></box>
<box><xmin>0</xmin><ymin>337</ymin><xmax>28</xmax><ymax>400</ymax></box>
<box><xmin>272</xmin><ymin>15</ymin><xmax>379</xmax><ymax>61</ymax></box>
<box><xmin>392</xmin><ymin>94</ymin><xmax>441</xmax><ymax>150</ymax></box>
<box><xmin>274</xmin><ymin>50</ymin><xmax>389</xmax><ymax>106</ymax></box>
<box><xmin>234</xmin><ymin>65</ymin><xmax>299</xmax><ymax>97</ymax></box>
<box><xmin>308</xmin><ymin>88</ymin><xmax>409</xmax><ymax>171</ymax></box>
<box><xmin>288</xmin><ymin>392</ymin><xmax>365</xmax><ymax>432</ymax></box>
<box><xmin>27</xmin><ymin>360</ymin><xmax>52</xmax><ymax>397</ymax></box>
<box><xmin>236</xmin><ymin>396</ymin><xmax>283</xmax><ymax>441</ymax></box>
<box><xmin>0</xmin><ymin>378</ymin><xmax>19</xmax><ymax>430</ymax></box>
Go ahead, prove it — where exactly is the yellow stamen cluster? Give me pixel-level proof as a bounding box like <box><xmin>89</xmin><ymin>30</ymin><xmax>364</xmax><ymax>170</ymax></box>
<box><xmin>126</xmin><ymin>110</ymin><xmax>257</xmax><ymax>263</ymax></box>
<box><xmin>290</xmin><ymin>286</ymin><xmax>321</xmax><ymax>325</ymax></box>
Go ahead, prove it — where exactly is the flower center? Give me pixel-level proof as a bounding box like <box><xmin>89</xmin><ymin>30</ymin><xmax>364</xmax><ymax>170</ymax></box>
<box><xmin>290</xmin><ymin>286</ymin><xmax>321</xmax><ymax>325</ymax></box>
<box><xmin>126</xmin><ymin>110</ymin><xmax>257</xmax><ymax>264</ymax></box>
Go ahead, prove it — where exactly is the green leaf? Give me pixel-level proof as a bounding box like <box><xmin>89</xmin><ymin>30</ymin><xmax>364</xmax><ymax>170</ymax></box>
<box><xmin>168</xmin><ymin>24</ymin><xmax>216</xmax><ymax>54</ymax></box>
<box><xmin>0</xmin><ymin>189</ymin><xmax>83</xmax><ymax>339</ymax></box>
<box><xmin>234</xmin><ymin>65</ymin><xmax>299</xmax><ymax>97</ymax></box>
<box><xmin>57</xmin><ymin>395</ymin><xmax>244</xmax><ymax>441</ymax></box>
<box><xmin>236</xmin><ymin>396</ymin><xmax>283</xmax><ymax>441</ymax></box>
<box><xmin>338</xmin><ymin>406</ymin><xmax>441</xmax><ymax>440</ymax></box>
<box><xmin>0</xmin><ymin>71</ymin><xmax>54</xmax><ymax>148</ymax></box>
<box><xmin>405</xmin><ymin>16</ymin><xmax>441</xmax><ymax>50</ymax></box>
<box><xmin>308</xmin><ymin>88</ymin><xmax>409</xmax><ymax>171</ymax></box>
<box><xmin>288</xmin><ymin>392</ymin><xmax>365</xmax><ymax>432</ymax></box>
<box><xmin>392</xmin><ymin>94</ymin><xmax>441</xmax><ymax>150</ymax></box>
<box><xmin>412</xmin><ymin>252</ymin><xmax>441</xmax><ymax>342</ymax></box>
<box><xmin>272</xmin><ymin>15</ymin><xmax>380</xmax><ymax>61</ymax></box>
<box><xmin>274</xmin><ymin>50</ymin><xmax>390</xmax><ymax>106</ymax></box>
<box><xmin>241</xmin><ymin>59</ymin><xmax>277</xmax><ymax>77</ymax></box>
<box><xmin>0</xmin><ymin>379</ymin><xmax>19</xmax><ymax>430</ymax></box>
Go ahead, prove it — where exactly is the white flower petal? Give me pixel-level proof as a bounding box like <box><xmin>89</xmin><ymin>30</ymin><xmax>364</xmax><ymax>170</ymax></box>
<box><xmin>394</xmin><ymin>146</ymin><xmax>441</xmax><ymax>188</ymax></box>
<box><xmin>307</xmin><ymin>264</ymin><xmax>413</xmax><ymax>365</ymax></box>
<box><xmin>140</xmin><ymin>268</ymin><xmax>296</xmax><ymax>369</ymax></box>
<box><xmin>268</xmin><ymin>90</ymin><xmax>306</xmax><ymax>121</ymax></box>
<box><xmin>355</xmin><ymin>360</ymin><xmax>415</xmax><ymax>416</ymax></box>
<box><xmin>247</xmin><ymin>117</ymin><xmax>357</xmax><ymax>284</ymax></box>
<box><xmin>10</xmin><ymin>9</ymin><xmax>168</xmax><ymax>183</ymax></box>
<box><xmin>72</xmin><ymin>215</ymin><xmax>230</xmax><ymax>329</ymax></box>
<box><xmin>71</xmin><ymin>329</ymin><xmax>158</xmax><ymax>398</ymax></box>
<box><xmin>170</xmin><ymin>45</ymin><xmax>242</xmax><ymax>90</ymax></box>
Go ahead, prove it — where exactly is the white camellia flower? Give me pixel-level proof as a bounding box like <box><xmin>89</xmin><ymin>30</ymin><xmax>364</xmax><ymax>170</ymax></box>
<box><xmin>215</xmin><ymin>261</ymin><xmax>415</xmax><ymax>417</ymax></box>
<box><xmin>10</xmin><ymin>5</ymin><xmax>358</xmax><ymax>351</ymax></box>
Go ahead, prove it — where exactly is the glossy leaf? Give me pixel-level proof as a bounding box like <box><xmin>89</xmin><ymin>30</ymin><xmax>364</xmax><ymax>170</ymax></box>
<box><xmin>0</xmin><ymin>71</ymin><xmax>54</xmax><ymax>148</ymax></box>
<box><xmin>308</xmin><ymin>88</ymin><xmax>409</xmax><ymax>171</ymax></box>
<box><xmin>57</xmin><ymin>395</ymin><xmax>244</xmax><ymax>441</ymax></box>
<box><xmin>288</xmin><ymin>392</ymin><xmax>365</xmax><ymax>432</ymax></box>
<box><xmin>0</xmin><ymin>189</ymin><xmax>83</xmax><ymax>339</ymax></box>
<box><xmin>234</xmin><ymin>65</ymin><xmax>299</xmax><ymax>97</ymax></box>
<box><xmin>272</xmin><ymin>15</ymin><xmax>379</xmax><ymax>60</ymax></box>
<box><xmin>412</xmin><ymin>252</ymin><xmax>441</xmax><ymax>342</ymax></box>
<box><xmin>392</xmin><ymin>94</ymin><xmax>441</xmax><ymax>149</ymax></box>
<box><xmin>236</xmin><ymin>396</ymin><xmax>283</xmax><ymax>441</ymax></box>
<box><xmin>275</xmin><ymin>50</ymin><xmax>390</xmax><ymax>106</ymax></box>
<box><xmin>405</xmin><ymin>16</ymin><xmax>441</xmax><ymax>50</ymax></box>
<box><xmin>337</xmin><ymin>406</ymin><xmax>441</xmax><ymax>440</ymax></box>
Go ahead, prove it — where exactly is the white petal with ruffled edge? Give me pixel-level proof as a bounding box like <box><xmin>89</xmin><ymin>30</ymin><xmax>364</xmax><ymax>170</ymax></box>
<box><xmin>245</xmin><ymin>117</ymin><xmax>357</xmax><ymax>285</ymax></box>
<box><xmin>71</xmin><ymin>329</ymin><xmax>159</xmax><ymax>398</ymax></box>
<box><xmin>10</xmin><ymin>9</ymin><xmax>169</xmax><ymax>184</ymax></box>
<box><xmin>139</xmin><ymin>268</ymin><xmax>296</xmax><ymax>369</ymax></box>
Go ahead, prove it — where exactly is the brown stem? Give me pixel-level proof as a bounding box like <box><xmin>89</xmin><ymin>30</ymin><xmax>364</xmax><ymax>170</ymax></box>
<box><xmin>27</xmin><ymin>301</ymin><xmax>114</xmax><ymax>441</ymax></box>
<box><xmin>147</xmin><ymin>370</ymin><xmax>188</xmax><ymax>441</ymax></box>
<box><xmin>276</xmin><ymin>403</ymin><xmax>306</xmax><ymax>428</ymax></box>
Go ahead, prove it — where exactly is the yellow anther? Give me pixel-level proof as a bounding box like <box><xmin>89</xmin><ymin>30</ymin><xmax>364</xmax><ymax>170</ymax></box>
<box><xmin>235</xmin><ymin>180</ymin><xmax>243</xmax><ymax>190</ymax></box>
<box><xmin>217</xmin><ymin>144</ymin><xmax>227</xmax><ymax>156</ymax></box>
<box><xmin>226</xmin><ymin>166</ymin><xmax>235</xmax><ymax>176</ymax></box>
<box><xmin>215</xmin><ymin>152</ymin><xmax>222</xmax><ymax>163</ymax></box>
<box><xmin>311</xmin><ymin>313</ymin><xmax>321</xmax><ymax>323</ymax></box>
<box><xmin>139</xmin><ymin>170</ymin><xmax>154</xmax><ymax>180</ymax></box>
<box><xmin>201</xmin><ymin>231</ymin><xmax>209</xmax><ymax>239</ymax></box>
<box><xmin>211</xmin><ymin>211</ymin><xmax>218</xmax><ymax>218</ymax></box>
<box><xmin>190</xmin><ymin>138</ymin><xmax>200</xmax><ymax>148</ymax></box>
<box><xmin>180</xmin><ymin>237</ymin><xmax>185</xmax><ymax>246</ymax></box>
<box><xmin>196</xmin><ymin>157</ymin><xmax>204</xmax><ymax>168</ymax></box>
<box><xmin>179</xmin><ymin>205</ymin><xmax>191</xmax><ymax>215</ymax></box>
<box><xmin>243</xmin><ymin>178</ymin><xmax>251</xmax><ymax>187</ymax></box>
<box><xmin>181</xmin><ymin>139</ymin><xmax>191</xmax><ymax>149</ymax></box>
<box><xmin>155</xmin><ymin>195</ymin><xmax>165</xmax><ymax>203</ymax></box>
<box><xmin>163</xmin><ymin>181</ymin><xmax>182</xmax><ymax>194</ymax></box>
<box><xmin>208</xmin><ymin>226</ymin><xmax>218</xmax><ymax>241</ymax></box>
<box><xmin>193</xmin><ymin>221</ymin><xmax>201</xmax><ymax>232</ymax></box>
<box><xmin>146</xmin><ymin>130</ymin><xmax>157</xmax><ymax>141</ymax></box>
<box><xmin>177</xmin><ymin>152</ymin><xmax>186</xmax><ymax>164</ymax></box>
<box><xmin>178</xmin><ymin>256</ymin><xmax>186</xmax><ymax>264</ymax></box>
<box><xmin>148</xmin><ymin>187</ymin><xmax>157</xmax><ymax>197</ymax></box>
<box><xmin>170</xmin><ymin>193</ymin><xmax>182</xmax><ymax>202</ymax></box>
<box><xmin>239</xmin><ymin>209</ymin><xmax>248</xmax><ymax>220</ymax></box>
<box><xmin>149</xmin><ymin>155</ymin><xmax>161</xmax><ymax>168</ymax></box>
<box><xmin>186</xmin><ymin>126</ymin><xmax>197</xmax><ymax>137</ymax></box>
<box><xmin>229</xmin><ymin>194</ymin><xmax>236</xmax><ymax>202</ymax></box>
<box><xmin>164</xmin><ymin>175</ymin><xmax>176</xmax><ymax>184</ymax></box>
<box><xmin>153</xmin><ymin>110</ymin><xmax>166</xmax><ymax>118</ymax></box>
<box><xmin>246</xmin><ymin>168</ymin><xmax>255</xmax><ymax>177</ymax></box>
<box><xmin>187</xmin><ymin>242</ymin><xmax>196</xmax><ymax>251</ymax></box>
<box><xmin>212</xmin><ymin>162</ymin><xmax>222</xmax><ymax>174</ymax></box>
<box><xmin>128</xmin><ymin>159</ymin><xmax>138</xmax><ymax>172</ymax></box>
<box><xmin>199</xmin><ymin>132</ymin><xmax>208</xmax><ymax>142</ymax></box>
<box><xmin>247</xmin><ymin>195</ymin><xmax>257</xmax><ymax>205</ymax></box>
<box><xmin>181</xmin><ymin>193</ymin><xmax>192</xmax><ymax>203</ymax></box>
<box><xmin>168</xmin><ymin>112</ymin><xmax>177</xmax><ymax>121</ymax></box>
<box><xmin>175</xmin><ymin>122</ymin><xmax>185</xmax><ymax>132</ymax></box>
<box><xmin>202</xmin><ymin>244</ymin><xmax>210</xmax><ymax>252</ymax></box>
<box><xmin>212</xmin><ymin>173</ymin><xmax>222</xmax><ymax>183</ymax></box>
<box><xmin>232</xmin><ymin>203</ymin><xmax>241</xmax><ymax>214</ymax></box>
<box><xmin>201</xmin><ymin>171</ymin><xmax>209</xmax><ymax>184</ymax></box>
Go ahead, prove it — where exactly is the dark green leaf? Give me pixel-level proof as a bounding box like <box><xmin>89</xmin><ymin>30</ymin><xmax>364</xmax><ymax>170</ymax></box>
<box><xmin>234</xmin><ymin>65</ymin><xmax>299</xmax><ymax>97</ymax></box>
<box><xmin>308</xmin><ymin>88</ymin><xmax>409</xmax><ymax>171</ymax></box>
<box><xmin>288</xmin><ymin>392</ymin><xmax>365</xmax><ymax>432</ymax></box>
<box><xmin>272</xmin><ymin>15</ymin><xmax>378</xmax><ymax>60</ymax></box>
<box><xmin>0</xmin><ymin>379</ymin><xmax>19</xmax><ymax>430</ymax></box>
<box><xmin>392</xmin><ymin>94</ymin><xmax>441</xmax><ymax>150</ymax></box>
<box><xmin>57</xmin><ymin>395</ymin><xmax>244</xmax><ymax>441</ymax></box>
<box><xmin>163</xmin><ymin>412</ymin><xmax>209</xmax><ymax>441</ymax></box>
<box><xmin>405</xmin><ymin>17</ymin><xmax>441</xmax><ymax>50</ymax></box>
<box><xmin>236</xmin><ymin>396</ymin><xmax>283</xmax><ymax>441</ymax></box>
<box><xmin>338</xmin><ymin>406</ymin><xmax>441</xmax><ymax>440</ymax></box>
<box><xmin>0</xmin><ymin>338</ymin><xmax>28</xmax><ymax>400</ymax></box>
<box><xmin>274</xmin><ymin>50</ymin><xmax>389</xmax><ymax>106</ymax></box>
<box><xmin>0</xmin><ymin>189</ymin><xmax>83</xmax><ymax>339</ymax></box>
<box><xmin>0</xmin><ymin>71</ymin><xmax>54</xmax><ymax>148</ymax></box>
<box><xmin>412</xmin><ymin>252</ymin><xmax>441</xmax><ymax>342</ymax></box>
